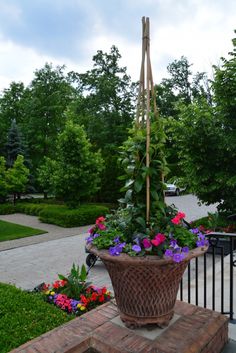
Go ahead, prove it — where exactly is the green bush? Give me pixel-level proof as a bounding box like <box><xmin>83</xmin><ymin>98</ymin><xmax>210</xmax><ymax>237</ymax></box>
<box><xmin>15</xmin><ymin>202</ymin><xmax>46</xmax><ymax>215</ymax></box>
<box><xmin>39</xmin><ymin>204</ymin><xmax>109</xmax><ymax>227</ymax></box>
<box><xmin>0</xmin><ymin>203</ymin><xmax>15</xmax><ymax>215</ymax></box>
<box><xmin>0</xmin><ymin>282</ymin><xmax>72</xmax><ymax>353</ymax></box>
<box><xmin>0</xmin><ymin>201</ymin><xmax>109</xmax><ymax>227</ymax></box>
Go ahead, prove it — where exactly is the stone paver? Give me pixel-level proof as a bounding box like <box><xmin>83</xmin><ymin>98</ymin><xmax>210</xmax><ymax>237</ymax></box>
<box><xmin>10</xmin><ymin>301</ymin><xmax>229</xmax><ymax>353</ymax></box>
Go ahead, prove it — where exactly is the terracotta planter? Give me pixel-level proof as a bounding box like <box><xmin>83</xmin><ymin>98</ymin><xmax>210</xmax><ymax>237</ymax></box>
<box><xmin>87</xmin><ymin>244</ymin><xmax>207</xmax><ymax>328</ymax></box>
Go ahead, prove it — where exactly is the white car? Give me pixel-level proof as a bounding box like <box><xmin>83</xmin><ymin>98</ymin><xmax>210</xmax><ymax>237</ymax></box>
<box><xmin>164</xmin><ymin>183</ymin><xmax>185</xmax><ymax>196</ymax></box>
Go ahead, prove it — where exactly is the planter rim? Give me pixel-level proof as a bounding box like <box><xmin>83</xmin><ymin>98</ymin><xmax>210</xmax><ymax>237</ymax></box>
<box><xmin>86</xmin><ymin>244</ymin><xmax>208</xmax><ymax>266</ymax></box>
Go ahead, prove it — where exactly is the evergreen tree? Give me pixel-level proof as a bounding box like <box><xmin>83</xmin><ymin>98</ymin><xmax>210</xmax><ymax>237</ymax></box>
<box><xmin>5</xmin><ymin>119</ymin><xmax>25</xmax><ymax>168</ymax></box>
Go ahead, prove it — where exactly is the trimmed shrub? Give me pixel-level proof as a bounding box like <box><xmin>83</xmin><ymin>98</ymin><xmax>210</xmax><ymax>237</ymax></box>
<box><xmin>0</xmin><ymin>201</ymin><xmax>110</xmax><ymax>227</ymax></box>
<box><xmin>15</xmin><ymin>202</ymin><xmax>46</xmax><ymax>215</ymax></box>
<box><xmin>0</xmin><ymin>203</ymin><xmax>16</xmax><ymax>215</ymax></box>
<box><xmin>39</xmin><ymin>204</ymin><xmax>109</xmax><ymax>227</ymax></box>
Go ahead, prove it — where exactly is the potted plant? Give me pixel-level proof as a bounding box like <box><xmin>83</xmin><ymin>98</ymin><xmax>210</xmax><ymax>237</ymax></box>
<box><xmin>86</xmin><ymin>17</ymin><xmax>208</xmax><ymax>328</ymax></box>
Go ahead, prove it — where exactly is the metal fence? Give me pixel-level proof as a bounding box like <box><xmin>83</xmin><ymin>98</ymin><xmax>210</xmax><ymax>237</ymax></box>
<box><xmin>179</xmin><ymin>232</ymin><xmax>236</xmax><ymax>322</ymax></box>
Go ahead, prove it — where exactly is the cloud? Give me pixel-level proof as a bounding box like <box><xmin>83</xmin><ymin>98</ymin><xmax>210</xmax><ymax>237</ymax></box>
<box><xmin>0</xmin><ymin>0</ymin><xmax>235</xmax><ymax>92</ymax></box>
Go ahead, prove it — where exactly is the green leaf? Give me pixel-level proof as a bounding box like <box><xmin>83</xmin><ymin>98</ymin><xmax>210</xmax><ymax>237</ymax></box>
<box><xmin>58</xmin><ymin>274</ymin><xmax>67</xmax><ymax>281</ymax></box>
<box><xmin>125</xmin><ymin>189</ymin><xmax>132</xmax><ymax>202</ymax></box>
<box><xmin>150</xmin><ymin>189</ymin><xmax>159</xmax><ymax>201</ymax></box>
<box><xmin>125</xmin><ymin>179</ymin><xmax>134</xmax><ymax>188</ymax></box>
<box><xmin>80</xmin><ymin>264</ymin><xmax>87</xmax><ymax>282</ymax></box>
<box><xmin>134</xmin><ymin>179</ymin><xmax>143</xmax><ymax>193</ymax></box>
<box><xmin>136</xmin><ymin>217</ymin><xmax>146</xmax><ymax>229</ymax></box>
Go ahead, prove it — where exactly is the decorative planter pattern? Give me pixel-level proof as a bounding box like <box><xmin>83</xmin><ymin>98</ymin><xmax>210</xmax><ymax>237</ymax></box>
<box><xmin>87</xmin><ymin>245</ymin><xmax>207</xmax><ymax>328</ymax></box>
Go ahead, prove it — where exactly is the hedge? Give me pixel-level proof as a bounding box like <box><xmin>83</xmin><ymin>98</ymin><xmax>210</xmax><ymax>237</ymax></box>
<box><xmin>0</xmin><ymin>203</ymin><xmax>15</xmax><ymax>215</ymax></box>
<box><xmin>0</xmin><ymin>202</ymin><xmax>109</xmax><ymax>228</ymax></box>
<box><xmin>39</xmin><ymin>204</ymin><xmax>109</xmax><ymax>227</ymax></box>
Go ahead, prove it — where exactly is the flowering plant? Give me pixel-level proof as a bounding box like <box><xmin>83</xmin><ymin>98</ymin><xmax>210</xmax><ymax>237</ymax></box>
<box><xmin>41</xmin><ymin>264</ymin><xmax>111</xmax><ymax>315</ymax></box>
<box><xmin>87</xmin><ymin>208</ymin><xmax>209</xmax><ymax>263</ymax></box>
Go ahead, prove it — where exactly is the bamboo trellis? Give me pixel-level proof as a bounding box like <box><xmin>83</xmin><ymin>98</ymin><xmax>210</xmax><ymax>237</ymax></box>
<box><xmin>136</xmin><ymin>16</ymin><xmax>160</xmax><ymax>226</ymax></box>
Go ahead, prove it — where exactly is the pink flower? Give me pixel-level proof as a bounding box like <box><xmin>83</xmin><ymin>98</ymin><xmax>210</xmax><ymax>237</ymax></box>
<box><xmin>97</xmin><ymin>223</ymin><xmax>106</xmax><ymax>230</ymax></box>
<box><xmin>171</xmin><ymin>217</ymin><xmax>180</xmax><ymax>225</ymax></box>
<box><xmin>96</xmin><ymin>216</ymin><xmax>106</xmax><ymax>225</ymax></box>
<box><xmin>177</xmin><ymin>212</ymin><xmax>185</xmax><ymax>219</ymax></box>
<box><xmin>143</xmin><ymin>238</ymin><xmax>152</xmax><ymax>249</ymax></box>
<box><xmin>151</xmin><ymin>233</ymin><xmax>166</xmax><ymax>247</ymax></box>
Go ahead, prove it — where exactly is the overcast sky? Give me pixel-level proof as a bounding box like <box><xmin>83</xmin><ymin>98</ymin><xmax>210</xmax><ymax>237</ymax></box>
<box><xmin>0</xmin><ymin>0</ymin><xmax>235</xmax><ymax>93</ymax></box>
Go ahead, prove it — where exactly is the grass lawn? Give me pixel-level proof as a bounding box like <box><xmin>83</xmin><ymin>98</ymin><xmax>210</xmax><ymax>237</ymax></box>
<box><xmin>0</xmin><ymin>283</ymin><xmax>73</xmax><ymax>353</ymax></box>
<box><xmin>0</xmin><ymin>220</ymin><xmax>47</xmax><ymax>242</ymax></box>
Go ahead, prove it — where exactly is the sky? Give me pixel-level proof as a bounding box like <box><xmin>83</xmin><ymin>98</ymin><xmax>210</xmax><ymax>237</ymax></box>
<box><xmin>0</xmin><ymin>0</ymin><xmax>235</xmax><ymax>93</ymax></box>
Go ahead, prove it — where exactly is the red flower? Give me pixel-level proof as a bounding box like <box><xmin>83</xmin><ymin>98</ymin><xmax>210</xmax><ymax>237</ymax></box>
<box><xmin>53</xmin><ymin>281</ymin><xmax>60</xmax><ymax>289</ymax></box>
<box><xmin>177</xmin><ymin>212</ymin><xmax>186</xmax><ymax>219</ymax></box>
<box><xmin>102</xmin><ymin>287</ymin><xmax>107</xmax><ymax>294</ymax></box>
<box><xmin>171</xmin><ymin>211</ymin><xmax>186</xmax><ymax>225</ymax></box>
<box><xmin>98</xmin><ymin>295</ymin><xmax>105</xmax><ymax>303</ymax></box>
<box><xmin>91</xmin><ymin>292</ymin><xmax>98</xmax><ymax>301</ymax></box>
<box><xmin>80</xmin><ymin>295</ymin><xmax>88</xmax><ymax>305</ymax></box>
<box><xmin>171</xmin><ymin>217</ymin><xmax>180</xmax><ymax>225</ymax></box>
<box><xmin>96</xmin><ymin>216</ymin><xmax>106</xmax><ymax>224</ymax></box>
<box><xmin>60</xmin><ymin>280</ymin><xmax>67</xmax><ymax>287</ymax></box>
<box><xmin>43</xmin><ymin>283</ymin><xmax>50</xmax><ymax>291</ymax></box>
<box><xmin>151</xmin><ymin>233</ymin><xmax>166</xmax><ymax>247</ymax></box>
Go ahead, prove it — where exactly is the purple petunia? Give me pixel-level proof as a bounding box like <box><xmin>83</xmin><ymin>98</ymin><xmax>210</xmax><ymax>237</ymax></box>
<box><xmin>190</xmin><ymin>228</ymin><xmax>200</xmax><ymax>234</ymax></box>
<box><xmin>170</xmin><ymin>239</ymin><xmax>178</xmax><ymax>249</ymax></box>
<box><xmin>109</xmin><ymin>242</ymin><xmax>126</xmax><ymax>256</ymax></box>
<box><xmin>93</xmin><ymin>233</ymin><xmax>100</xmax><ymax>238</ymax></box>
<box><xmin>196</xmin><ymin>233</ymin><xmax>209</xmax><ymax>247</ymax></box>
<box><xmin>132</xmin><ymin>244</ymin><xmax>141</xmax><ymax>253</ymax></box>
<box><xmin>173</xmin><ymin>253</ymin><xmax>185</xmax><ymax>263</ymax></box>
<box><xmin>164</xmin><ymin>249</ymin><xmax>173</xmax><ymax>257</ymax></box>
<box><xmin>182</xmin><ymin>246</ymin><xmax>189</xmax><ymax>253</ymax></box>
<box><xmin>86</xmin><ymin>236</ymin><xmax>94</xmax><ymax>244</ymax></box>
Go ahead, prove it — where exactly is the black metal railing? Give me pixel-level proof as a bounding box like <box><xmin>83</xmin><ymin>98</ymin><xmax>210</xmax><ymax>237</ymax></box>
<box><xmin>179</xmin><ymin>232</ymin><xmax>236</xmax><ymax>322</ymax></box>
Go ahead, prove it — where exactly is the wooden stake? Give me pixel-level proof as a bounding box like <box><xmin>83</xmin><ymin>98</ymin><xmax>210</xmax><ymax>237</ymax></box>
<box><xmin>136</xmin><ymin>17</ymin><xmax>146</xmax><ymax>127</ymax></box>
<box><xmin>136</xmin><ymin>16</ymin><xmax>163</xmax><ymax>226</ymax></box>
<box><xmin>146</xmin><ymin>18</ymin><xmax>150</xmax><ymax>226</ymax></box>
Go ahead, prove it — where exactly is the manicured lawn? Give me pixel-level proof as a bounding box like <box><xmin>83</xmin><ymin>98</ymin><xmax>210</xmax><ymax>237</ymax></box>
<box><xmin>0</xmin><ymin>283</ymin><xmax>73</xmax><ymax>353</ymax></box>
<box><xmin>0</xmin><ymin>220</ymin><xmax>47</xmax><ymax>242</ymax></box>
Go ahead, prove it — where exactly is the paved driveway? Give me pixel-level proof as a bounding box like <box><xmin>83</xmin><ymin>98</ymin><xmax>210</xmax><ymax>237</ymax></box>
<box><xmin>0</xmin><ymin>195</ymin><xmax>218</xmax><ymax>290</ymax></box>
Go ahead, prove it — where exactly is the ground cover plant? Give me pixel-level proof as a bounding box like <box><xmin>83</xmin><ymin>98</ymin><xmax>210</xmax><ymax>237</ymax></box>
<box><xmin>0</xmin><ymin>282</ymin><xmax>72</xmax><ymax>353</ymax></box>
<box><xmin>0</xmin><ymin>219</ymin><xmax>46</xmax><ymax>242</ymax></box>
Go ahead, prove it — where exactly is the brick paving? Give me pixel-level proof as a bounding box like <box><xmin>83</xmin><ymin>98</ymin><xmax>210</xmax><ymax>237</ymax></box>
<box><xmin>10</xmin><ymin>300</ymin><xmax>228</xmax><ymax>353</ymax></box>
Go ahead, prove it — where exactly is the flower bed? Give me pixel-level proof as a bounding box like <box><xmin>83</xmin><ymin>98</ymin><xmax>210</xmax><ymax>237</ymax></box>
<box><xmin>43</xmin><ymin>283</ymin><xmax>111</xmax><ymax>316</ymax></box>
<box><xmin>38</xmin><ymin>263</ymin><xmax>111</xmax><ymax>316</ymax></box>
